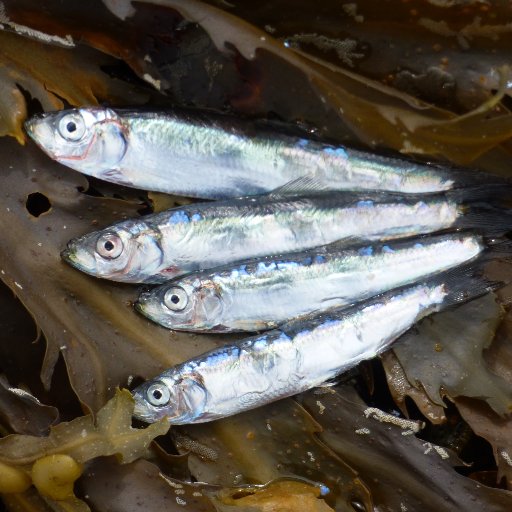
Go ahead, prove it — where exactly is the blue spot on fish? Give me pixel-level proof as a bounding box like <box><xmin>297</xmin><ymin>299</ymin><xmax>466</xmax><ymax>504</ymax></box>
<box><xmin>414</xmin><ymin>243</ymin><xmax>423</xmax><ymax>249</ymax></box>
<box><xmin>253</xmin><ymin>337</ymin><xmax>269</xmax><ymax>351</ymax></box>
<box><xmin>324</xmin><ymin>147</ymin><xmax>347</xmax><ymax>159</ymax></box>
<box><xmin>358</xmin><ymin>246</ymin><xmax>373</xmax><ymax>256</ymax></box>
<box><xmin>302</xmin><ymin>256</ymin><xmax>313</xmax><ymax>266</ymax></box>
<box><xmin>319</xmin><ymin>319</ymin><xmax>340</xmax><ymax>329</ymax></box>
<box><xmin>256</xmin><ymin>261</ymin><xmax>277</xmax><ymax>274</ymax></box>
<box><xmin>231</xmin><ymin>264</ymin><xmax>249</xmax><ymax>279</ymax></box>
<box><xmin>277</xmin><ymin>332</ymin><xmax>291</xmax><ymax>342</ymax></box>
<box><xmin>169</xmin><ymin>210</ymin><xmax>189</xmax><ymax>224</ymax></box>
<box><xmin>277</xmin><ymin>261</ymin><xmax>299</xmax><ymax>271</ymax></box>
<box><xmin>382</xmin><ymin>245</ymin><xmax>394</xmax><ymax>253</ymax></box>
<box><xmin>357</xmin><ymin>200</ymin><xmax>374</xmax><ymax>208</ymax></box>
<box><xmin>191</xmin><ymin>213</ymin><xmax>202</xmax><ymax>222</ymax></box>
<box><xmin>296</xmin><ymin>138</ymin><xmax>309</xmax><ymax>148</ymax></box>
<box><xmin>319</xmin><ymin>485</ymin><xmax>330</xmax><ymax>496</ymax></box>
<box><xmin>315</xmin><ymin>255</ymin><xmax>326</xmax><ymax>264</ymax></box>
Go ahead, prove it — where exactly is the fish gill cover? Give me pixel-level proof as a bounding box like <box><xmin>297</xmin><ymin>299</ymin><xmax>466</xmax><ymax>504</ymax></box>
<box><xmin>0</xmin><ymin>0</ymin><xmax>512</xmax><ymax>510</ymax></box>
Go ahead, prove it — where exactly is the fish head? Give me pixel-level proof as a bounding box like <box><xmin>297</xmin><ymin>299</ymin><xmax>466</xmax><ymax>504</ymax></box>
<box><xmin>25</xmin><ymin>108</ymin><xmax>127</xmax><ymax>175</ymax></box>
<box><xmin>132</xmin><ymin>373</ymin><xmax>208</xmax><ymax>424</ymax></box>
<box><xmin>136</xmin><ymin>277</ymin><xmax>225</xmax><ymax>331</ymax></box>
<box><xmin>61</xmin><ymin>220</ymin><xmax>164</xmax><ymax>282</ymax></box>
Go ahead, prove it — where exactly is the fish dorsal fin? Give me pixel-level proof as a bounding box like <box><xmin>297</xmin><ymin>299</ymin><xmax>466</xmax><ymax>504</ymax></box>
<box><xmin>268</xmin><ymin>176</ymin><xmax>329</xmax><ymax>198</ymax></box>
<box><xmin>319</xmin><ymin>237</ymin><xmax>369</xmax><ymax>252</ymax></box>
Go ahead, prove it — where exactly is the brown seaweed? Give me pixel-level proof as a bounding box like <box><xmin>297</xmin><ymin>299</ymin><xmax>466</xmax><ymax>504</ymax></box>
<box><xmin>390</xmin><ymin>294</ymin><xmax>511</xmax><ymax>415</ymax></box>
<box><xmin>1</xmin><ymin>1</ymin><xmax>512</xmax><ymax>510</ymax></box>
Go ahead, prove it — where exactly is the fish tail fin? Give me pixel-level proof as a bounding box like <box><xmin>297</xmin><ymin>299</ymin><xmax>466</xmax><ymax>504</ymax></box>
<box><xmin>447</xmin><ymin>182</ymin><xmax>512</xmax><ymax>205</ymax></box>
<box><xmin>484</xmin><ymin>236</ymin><xmax>512</xmax><ymax>260</ymax></box>
<box><xmin>434</xmin><ymin>262</ymin><xmax>505</xmax><ymax>309</ymax></box>
<box><xmin>455</xmin><ymin>204</ymin><xmax>512</xmax><ymax>236</ymax></box>
<box><xmin>446</xmin><ymin>166</ymin><xmax>512</xmax><ymax>190</ymax></box>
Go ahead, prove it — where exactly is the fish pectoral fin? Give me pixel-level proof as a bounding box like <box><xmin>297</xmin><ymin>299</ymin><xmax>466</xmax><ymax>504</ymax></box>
<box><xmin>103</xmin><ymin>168</ymin><xmax>134</xmax><ymax>186</ymax></box>
<box><xmin>319</xmin><ymin>296</ymin><xmax>349</xmax><ymax>309</ymax></box>
<box><xmin>320</xmin><ymin>237</ymin><xmax>367</xmax><ymax>251</ymax></box>
<box><xmin>268</xmin><ymin>175</ymin><xmax>329</xmax><ymax>198</ymax></box>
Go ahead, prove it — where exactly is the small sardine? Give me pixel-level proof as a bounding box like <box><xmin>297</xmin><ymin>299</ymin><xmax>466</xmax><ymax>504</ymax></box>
<box><xmin>135</xmin><ymin>233</ymin><xmax>491</xmax><ymax>332</ymax></box>
<box><xmin>61</xmin><ymin>186</ymin><xmax>509</xmax><ymax>284</ymax></box>
<box><xmin>132</xmin><ymin>265</ymin><xmax>501</xmax><ymax>424</ymax></box>
<box><xmin>24</xmin><ymin>107</ymin><xmax>502</xmax><ymax>199</ymax></box>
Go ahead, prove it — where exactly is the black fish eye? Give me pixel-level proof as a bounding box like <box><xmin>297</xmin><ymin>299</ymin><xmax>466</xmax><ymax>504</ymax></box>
<box><xmin>146</xmin><ymin>382</ymin><xmax>171</xmax><ymax>407</ymax></box>
<box><xmin>164</xmin><ymin>286</ymin><xmax>188</xmax><ymax>312</ymax></box>
<box><xmin>66</xmin><ymin>121</ymin><xmax>77</xmax><ymax>133</ymax></box>
<box><xmin>96</xmin><ymin>232</ymin><xmax>124</xmax><ymax>259</ymax></box>
<box><xmin>58</xmin><ymin>113</ymin><xmax>86</xmax><ymax>141</ymax></box>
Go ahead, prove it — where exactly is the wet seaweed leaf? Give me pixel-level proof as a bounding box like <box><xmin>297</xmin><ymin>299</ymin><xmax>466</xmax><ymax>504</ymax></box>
<box><xmin>211</xmin><ymin>480</ymin><xmax>334</xmax><ymax>512</ymax></box>
<box><xmin>1</xmin><ymin>487</ymin><xmax>53</xmax><ymax>512</ymax></box>
<box><xmin>0</xmin><ymin>280</ymin><xmax>46</xmax><ymax>397</ymax></box>
<box><xmin>80</xmin><ymin>457</ymin><xmax>217</xmax><ymax>512</ymax></box>
<box><xmin>5</xmin><ymin>0</ymin><xmax>512</xmax><ymax>166</ymax></box>
<box><xmin>176</xmin><ymin>397</ymin><xmax>373</xmax><ymax>510</ymax></box>
<box><xmin>79</xmin><ymin>456</ymin><xmax>333</xmax><ymax>512</ymax></box>
<box><xmin>389</xmin><ymin>294</ymin><xmax>512</xmax><ymax>416</ymax></box>
<box><xmin>0</xmin><ymin>377</ymin><xmax>58</xmax><ymax>436</ymax></box>
<box><xmin>381</xmin><ymin>351</ymin><xmax>447</xmax><ymax>424</ymax></box>
<box><xmin>0</xmin><ymin>389</ymin><xmax>168</xmax><ymax>467</ymax></box>
<box><xmin>452</xmin><ymin>309</ymin><xmax>512</xmax><ymax>490</ymax></box>
<box><xmin>210</xmin><ymin>0</ymin><xmax>512</xmax><ymax>111</ymax></box>
<box><xmin>118</xmin><ymin>0</ymin><xmax>512</xmax><ymax>165</ymax></box>
<box><xmin>300</xmin><ymin>385</ymin><xmax>512</xmax><ymax>511</ymax></box>
<box><xmin>455</xmin><ymin>397</ymin><xmax>512</xmax><ymax>490</ymax></box>
<box><xmin>1</xmin><ymin>3</ymin><xmax>512</xmax><ymax>511</ymax></box>
<box><xmin>0</xmin><ymin>390</ymin><xmax>168</xmax><ymax>510</ymax></box>
<box><xmin>0</xmin><ymin>29</ymin><xmax>149</xmax><ymax>144</ymax></box>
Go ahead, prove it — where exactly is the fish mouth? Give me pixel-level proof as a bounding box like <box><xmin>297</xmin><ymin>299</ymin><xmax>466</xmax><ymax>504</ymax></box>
<box><xmin>132</xmin><ymin>391</ymin><xmax>153</xmax><ymax>423</ymax></box>
<box><xmin>24</xmin><ymin>114</ymin><xmax>55</xmax><ymax>148</ymax></box>
<box><xmin>133</xmin><ymin>299</ymin><xmax>147</xmax><ymax>316</ymax></box>
<box><xmin>23</xmin><ymin>118</ymin><xmax>35</xmax><ymax>137</ymax></box>
<box><xmin>133</xmin><ymin>295</ymin><xmax>165</xmax><ymax>326</ymax></box>
<box><xmin>24</xmin><ymin>118</ymin><xmax>40</xmax><ymax>145</ymax></box>
<box><xmin>24</xmin><ymin>113</ymin><xmax>45</xmax><ymax>133</ymax></box>
<box><xmin>60</xmin><ymin>246</ymin><xmax>76</xmax><ymax>265</ymax></box>
<box><xmin>60</xmin><ymin>241</ymin><xmax>97</xmax><ymax>276</ymax></box>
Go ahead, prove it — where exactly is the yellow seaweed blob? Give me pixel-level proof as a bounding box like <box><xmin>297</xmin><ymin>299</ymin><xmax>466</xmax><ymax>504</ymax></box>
<box><xmin>31</xmin><ymin>454</ymin><xmax>83</xmax><ymax>501</ymax></box>
<box><xmin>0</xmin><ymin>461</ymin><xmax>31</xmax><ymax>494</ymax></box>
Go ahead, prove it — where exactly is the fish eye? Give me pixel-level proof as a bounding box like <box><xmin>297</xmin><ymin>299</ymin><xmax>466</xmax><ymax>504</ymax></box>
<box><xmin>164</xmin><ymin>286</ymin><xmax>188</xmax><ymax>312</ymax></box>
<box><xmin>146</xmin><ymin>382</ymin><xmax>171</xmax><ymax>407</ymax></box>
<box><xmin>58</xmin><ymin>113</ymin><xmax>86</xmax><ymax>141</ymax></box>
<box><xmin>96</xmin><ymin>232</ymin><xmax>124</xmax><ymax>259</ymax></box>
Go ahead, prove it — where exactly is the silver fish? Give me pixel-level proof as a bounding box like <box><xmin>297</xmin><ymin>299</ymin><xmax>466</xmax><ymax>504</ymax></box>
<box><xmin>135</xmin><ymin>233</ymin><xmax>487</xmax><ymax>332</ymax></box>
<box><xmin>24</xmin><ymin>107</ymin><xmax>498</xmax><ymax>200</ymax></box>
<box><xmin>132</xmin><ymin>265</ymin><xmax>500</xmax><ymax>424</ymax></box>
<box><xmin>61</xmin><ymin>186</ymin><xmax>498</xmax><ymax>284</ymax></box>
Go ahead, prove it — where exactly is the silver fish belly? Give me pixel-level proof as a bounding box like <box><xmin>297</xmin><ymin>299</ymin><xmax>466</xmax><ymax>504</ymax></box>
<box><xmin>135</xmin><ymin>233</ymin><xmax>485</xmax><ymax>332</ymax></box>
<box><xmin>62</xmin><ymin>190</ymin><xmax>465</xmax><ymax>283</ymax></box>
<box><xmin>131</xmin><ymin>266</ymin><xmax>497</xmax><ymax>424</ymax></box>
<box><xmin>24</xmin><ymin>107</ymin><xmax>474</xmax><ymax>199</ymax></box>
